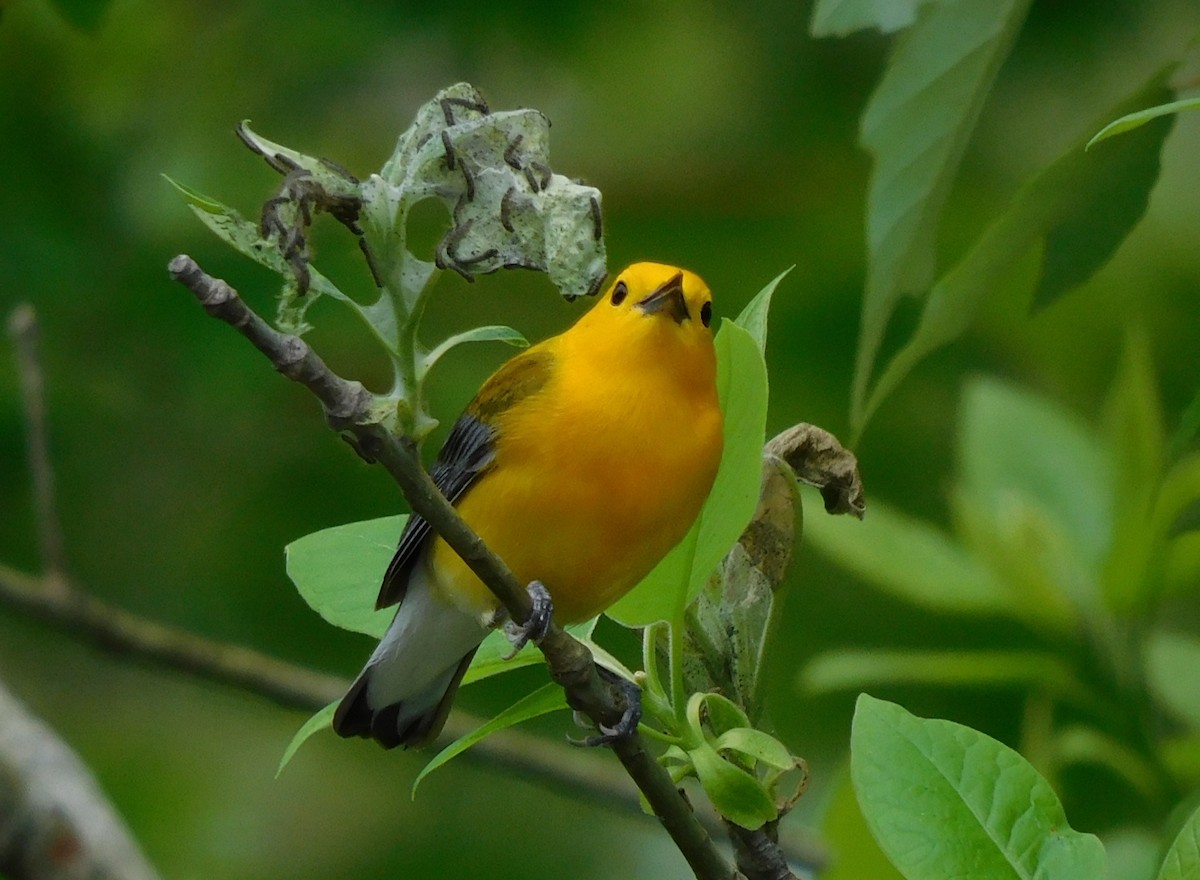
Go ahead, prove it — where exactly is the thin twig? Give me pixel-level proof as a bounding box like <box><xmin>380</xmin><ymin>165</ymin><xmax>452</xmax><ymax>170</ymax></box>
<box><xmin>167</xmin><ymin>254</ymin><xmax>740</xmax><ymax>880</ymax></box>
<box><xmin>7</xmin><ymin>306</ymin><xmax>69</xmax><ymax>592</ymax></box>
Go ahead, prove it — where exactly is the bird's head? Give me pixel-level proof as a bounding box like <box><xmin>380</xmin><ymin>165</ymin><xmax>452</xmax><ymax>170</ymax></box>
<box><xmin>571</xmin><ymin>262</ymin><xmax>716</xmax><ymax>372</ymax></box>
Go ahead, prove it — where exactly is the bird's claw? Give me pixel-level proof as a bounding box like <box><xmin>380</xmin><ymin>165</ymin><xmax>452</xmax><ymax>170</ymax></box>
<box><xmin>569</xmin><ymin>667</ymin><xmax>642</xmax><ymax>747</ymax></box>
<box><xmin>502</xmin><ymin>580</ymin><xmax>553</xmax><ymax>660</ymax></box>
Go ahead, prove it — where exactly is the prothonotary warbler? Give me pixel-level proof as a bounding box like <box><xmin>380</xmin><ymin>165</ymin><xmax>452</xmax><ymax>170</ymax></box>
<box><xmin>333</xmin><ymin>262</ymin><xmax>724</xmax><ymax>748</ymax></box>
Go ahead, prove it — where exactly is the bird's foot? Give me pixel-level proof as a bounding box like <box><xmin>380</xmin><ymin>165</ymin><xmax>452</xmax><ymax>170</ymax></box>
<box><xmin>502</xmin><ymin>580</ymin><xmax>553</xmax><ymax>660</ymax></box>
<box><xmin>571</xmin><ymin>666</ymin><xmax>643</xmax><ymax>747</ymax></box>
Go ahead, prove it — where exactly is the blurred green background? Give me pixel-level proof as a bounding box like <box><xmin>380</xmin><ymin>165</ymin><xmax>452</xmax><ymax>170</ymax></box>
<box><xmin>2</xmin><ymin>0</ymin><xmax>1199</xmax><ymax>877</ymax></box>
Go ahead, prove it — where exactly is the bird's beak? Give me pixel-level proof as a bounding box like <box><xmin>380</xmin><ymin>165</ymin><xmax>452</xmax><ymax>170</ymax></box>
<box><xmin>635</xmin><ymin>272</ymin><xmax>690</xmax><ymax>324</ymax></box>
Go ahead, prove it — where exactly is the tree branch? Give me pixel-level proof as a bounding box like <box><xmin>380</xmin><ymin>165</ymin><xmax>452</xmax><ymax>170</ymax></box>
<box><xmin>0</xmin><ymin>677</ymin><xmax>161</xmax><ymax>880</ymax></box>
<box><xmin>167</xmin><ymin>254</ymin><xmax>741</xmax><ymax>880</ymax></box>
<box><xmin>7</xmin><ymin>306</ymin><xmax>69</xmax><ymax>590</ymax></box>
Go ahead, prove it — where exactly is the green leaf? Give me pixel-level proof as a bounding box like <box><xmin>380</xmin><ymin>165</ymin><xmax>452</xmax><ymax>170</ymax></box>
<box><xmin>689</xmin><ymin>740</ymin><xmax>777</xmax><ymax>830</ymax></box>
<box><xmin>277</xmin><ymin>701</ymin><xmax>337</xmax><ymax>777</ymax></box>
<box><xmin>1168</xmin><ymin>384</ymin><xmax>1200</xmax><ymax>464</ymax></box>
<box><xmin>713</xmin><ymin>727</ymin><xmax>796</xmax><ymax>772</ymax></box>
<box><xmin>852</xmin><ymin>0</ymin><xmax>1031</xmax><ymax>428</ymax></box>
<box><xmin>1156</xmin><ymin>799</ymin><xmax>1200</xmax><ymax>880</ymax></box>
<box><xmin>852</xmin><ymin>694</ymin><xmax>1106</xmax><ymax>880</ymax></box>
<box><xmin>285</xmin><ymin>515</ymin><xmax>405</xmax><ymax>638</ymax></box>
<box><xmin>1102</xmin><ymin>332</ymin><xmax>1167</xmax><ymax>611</ymax></box>
<box><xmin>822</xmin><ymin>764</ymin><xmax>905</xmax><ymax>880</ymax></box>
<box><xmin>462</xmin><ymin>618</ymin><xmax>598</xmax><ymax>686</ymax></box>
<box><xmin>1146</xmin><ymin>630</ymin><xmax>1200</xmax><ymax>729</ymax></box>
<box><xmin>809</xmin><ymin>0</ymin><xmax>938</xmax><ymax>37</ymax></box>
<box><xmin>859</xmin><ymin>72</ymin><xmax>1176</xmax><ymax>430</ymax></box>
<box><xmin>802</xmin><ymin>493</ymin><xmax>1017</xmax><ymax>617</ymax></box>
<box><xmin>1088</xmin><ymin>97</ymin><xmax>1200</xmax><ymax>150</ymax></box>
<box><xmin>607</xmin><ymin>320</ymin><xmax>767</xmax><ymax>626</ymax></box>
<box><xmin>1053</xmin><ymin>725</ymin><xmax>1165</xmax><ymax>803</ymax></box>
<box><xmin>412</xmin><ymin>683</ymin><xmax>566</xmax><ymax>797</ymax></box>
<box><xmin>959</xmin><ymin>378</ymin><xmax>1111</xmax><ymax>571</ymax></box>
<box><xmin>734</xmin><ymin>266</ymin><xmax>792</xmax><ymax>356</ymax></box>
<box><xmin>422</xmin><ymin>325</ymin><xmax>530</xmax><ymax>374</ymax></box>
<box><xmin>800</xmin><ymin>649</ymin><xmax>1097</xmax><ymax>709</ymax></box>
<box><xmin>1032</xmin><ymin>95</ymin><xmax>1174</xmax><ymax>311</ymax></box>
<box><xmin>162</xmin><ymin>174</ymin><xmax>228</xmax><ymax>214</ymax></box>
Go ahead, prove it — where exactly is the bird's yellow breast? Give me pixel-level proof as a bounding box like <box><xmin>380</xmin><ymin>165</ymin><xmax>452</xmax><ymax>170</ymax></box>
<box><xmin>427</xmin><ymin>290</ymin><xmax>723</xmax><ymax>623</ymax></box>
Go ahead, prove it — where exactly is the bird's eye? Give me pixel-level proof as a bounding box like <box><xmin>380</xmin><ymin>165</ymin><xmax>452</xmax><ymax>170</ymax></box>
<box><xmin>611</xmin><ymin>281</ymin><xmax>628</xmax><ymax>306</ymax></box>
<box><xmin>700</xmin><ymin>301</ymin><xmax>712</xmax><ymax>327</ymax></box>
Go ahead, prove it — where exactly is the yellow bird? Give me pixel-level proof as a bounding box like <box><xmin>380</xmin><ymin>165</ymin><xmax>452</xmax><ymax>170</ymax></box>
<box><xmin>333</xmin><ymin>262</ymin><xmax>724</xmax><ymax>748</ymax></box>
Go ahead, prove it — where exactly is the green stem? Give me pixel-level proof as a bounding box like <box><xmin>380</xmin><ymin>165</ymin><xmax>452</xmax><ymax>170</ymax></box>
<box><xmin>670</xmin><ymin>612</ymin><xmax>687</xmax><ymax>727</ymax></box>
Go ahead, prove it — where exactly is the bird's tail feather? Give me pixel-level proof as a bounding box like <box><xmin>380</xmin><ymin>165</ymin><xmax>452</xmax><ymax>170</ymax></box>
<box><xmin>333</xmin><ymin>647</ymin><xmax>478</xmax><ymax>749</ymax></box>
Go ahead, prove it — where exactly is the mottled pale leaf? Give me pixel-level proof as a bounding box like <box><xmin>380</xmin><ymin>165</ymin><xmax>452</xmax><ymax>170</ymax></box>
<box><xmin>852</xmin><ymin>0</ymin><xmax>1031</xmax><ymax>427</ymax></box>
<box><xmin>852</xmin><ymin>694</ymin><xmax>1106</xmax><ymax>880</ymax></box>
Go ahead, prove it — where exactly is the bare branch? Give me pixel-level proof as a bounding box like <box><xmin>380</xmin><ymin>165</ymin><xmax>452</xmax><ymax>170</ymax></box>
<box><xmin>7</xmin><ymin>306</ymin><xmax>69</xmax><ymax>590</ymax></box>
<box><xmin>167</xmin><ymin>254</ymin><xmax>739</xmax><ymax>880</ymax></box>
<box><xmin>0</xmin><ymin>677</ymin><xmax>161</xmax><ymax>880</ymax></box>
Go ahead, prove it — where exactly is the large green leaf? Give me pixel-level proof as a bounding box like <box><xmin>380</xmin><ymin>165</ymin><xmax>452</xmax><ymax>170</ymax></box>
<box><xmin>852</xmin><ymin>0</ymin><xmax>1031</xmax><ymax>428</ymax></box>
<box><xmin>607</xmin><ymin>319</ymin><xmax>768</xmax><ymax>626</ymax></box>
<box><xmin>1157</xmin><ymin>800</ymin><xmax>1200</xmax><ymax>880</ymax></box>
<box><xmin>852</xmin><ymin>694</ymin><xmax>1106</xmax><ymax>880</ymax></box>
<box><xmin>285</xmin><ymin>515</ymin><xmax>405</xmax><ymax>638</ymax></box>
<box><xmin>822</xmin><ymin>764</ymin><xmax>905</xmax><ymax>880</ymax></box>
<box><xmin>859</xmin><ymin>74</ymin><xmax>1176</xmax><ymax>430</ymax></box>
<box><xmin>734</xmin><ymin>266</ymin><xmax>792</xmax><ymax>356</ymax></box>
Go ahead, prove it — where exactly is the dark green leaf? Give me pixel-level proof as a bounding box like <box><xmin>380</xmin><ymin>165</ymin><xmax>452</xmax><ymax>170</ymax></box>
<box><xmin>852</xmin><ymin>694</ymin><xmax>1106</xmax><ymax>880</ymax></box>
<box><xmin>860</xmin><ymin>72</ymin><xmax>1176</xmax><ymax>430</ymax></box>
<box><xmin>1147</xmin><ymin>630</ymin><xmax>1200</xmax><ymax>729</ymax></box>
<box><xmin>1033</xmin><ymin>99</ymin><xmax>1174</xmax><ymax>310</ymax></box>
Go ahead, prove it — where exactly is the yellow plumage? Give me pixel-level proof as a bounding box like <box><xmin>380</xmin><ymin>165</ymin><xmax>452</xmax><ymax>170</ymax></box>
<box><xmin>334</xmin><ymin>262</ymin><xmax>724</xmax><ymax>748</ymax></box>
